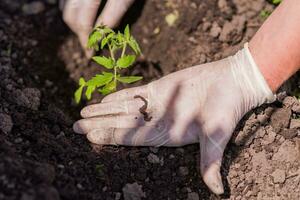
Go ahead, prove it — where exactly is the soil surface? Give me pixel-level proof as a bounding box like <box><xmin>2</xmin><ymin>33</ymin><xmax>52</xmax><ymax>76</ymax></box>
<box><xmin>1</xmin><ymin>0</ymin><xmax>300</xmax><ymax>200</ymax></box>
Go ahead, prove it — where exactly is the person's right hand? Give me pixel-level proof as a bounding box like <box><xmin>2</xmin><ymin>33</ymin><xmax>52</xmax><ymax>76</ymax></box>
<box><xmin>61</xmin><ymin>0</ymin><xmax>135</xmax><ymax>55</ymax></box>
<box><xmin>73</xmin><ymin>43</ymin><xmax>275</xmax><ymax>194</ymax></box>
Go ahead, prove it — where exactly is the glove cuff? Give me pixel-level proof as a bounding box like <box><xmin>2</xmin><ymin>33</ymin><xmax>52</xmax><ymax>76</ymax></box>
<box><xmin>230</xmin><ymin>43</ymin><xmax>276</xmax><ymax>107</ymax></box>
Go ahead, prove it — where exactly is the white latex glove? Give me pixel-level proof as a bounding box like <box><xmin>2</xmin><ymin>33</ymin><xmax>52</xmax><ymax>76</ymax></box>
<box><xmin>73</xmin><ymin>43</ymin><xmax>275</xmax><ymax>194</ymax></box>
<box><xmin>61</xmin><ymin>0</ymin><xmax>135</xmax><ymax>55</ymax></box>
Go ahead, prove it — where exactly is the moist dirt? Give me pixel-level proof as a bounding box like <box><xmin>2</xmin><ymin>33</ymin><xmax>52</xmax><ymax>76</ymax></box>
<box><xmin>1</xmin><ymin>0</ymin><xmax>300</xmax><ymax>200</ymax></box>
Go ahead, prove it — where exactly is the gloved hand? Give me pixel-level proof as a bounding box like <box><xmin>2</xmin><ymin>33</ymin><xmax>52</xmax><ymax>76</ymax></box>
<box><xmin>73</xmin><ymin>43</ymin><xmax>275</xmax><ymax>194</ymax></box>
<box><xmin>61</xmin><ymin>0</ymin><xmax>135</xmax><ymax>55</ymax></box>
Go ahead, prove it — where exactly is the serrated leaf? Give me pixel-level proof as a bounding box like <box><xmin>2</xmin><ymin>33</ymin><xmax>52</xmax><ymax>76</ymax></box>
<box><xmin>128</xmin><ymin>37</ymin><xmax>141</xmax><ymax>54</ymax></box>
<box><xmin>117</xmin><ymin>76</ymin><xmax>142</xmax><ymax>84</ymax></box>
<box><xmin>88</xmin><ymin>26</ymin><xmax>114</xmax><ymax>50</ymax></box>
<box><xmin>74</xmin><ymin>77</ymin><xmax>86</xmax><ymax>104</ymax></box>
<box><xmin>117</xmin><ymin>55</ymin><xmax>136</xmax><ymax>68</ymax></box>
<box><xmin>101</xmin><ymin>37</ymin><xmax>109</xmax><ymax>49</ymax></box>
<box><xmin>272</xmin><ymin>0</ymin><xmax>281</xmax><ymax>5</ymax></box>
<box><xmin>86</xmin><ymin>72</ymin><xmax>113</xmax><ymax>87</ymax></box>
<box><xmin>102</xmin><ymin>27</ymin><xmax>114</xmax><ymax>34</ymax></box>
<box><xmin>92</xmin><ymin>56</ymin><xmax>114</xmax><ymax>69</ymax></box>
<box><xmin>79</xmin><ymin>77</ymin><xmax>86</xmax><ymax>86</ymax></box>
<box><xmin>95</xmin><ymin>26</ymin><xmax>114</xmax><ymax>35</ymax></box>
<box><xmin>99</xmin><ymin>80</ymin><xmax>116</xmax><ymax>95</ymax></box>
<box><xmin>107</xmin><ymin>32</ymin><xmax>114</xmax><ymax>39</ymax></box>
<box><xmin>85</xmin><ymin>85</ymin><xmax>96</xmax><ymax>100</ymax></box>
<box><xmin>87</xmin><ymin>30</ymin><xmax>102</xmax><ymax>50</ymax></box>
<box><xmin>117</xmin><ymin>32</ymin><xmax>124</xmax><ymax>43</ymax></box>
<box><xmin>124</xmin><ymin>25</ymin><xmax>130</xmax><ymax>40</ymax></box>
<box><xmin>75</xmin><ymin>85</ymin><xmax>84</xmax><ymax>104</ymax></box>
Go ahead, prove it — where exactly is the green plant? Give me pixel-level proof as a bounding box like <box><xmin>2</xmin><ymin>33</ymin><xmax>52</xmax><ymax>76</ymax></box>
<box><xmin>260</xmin><ymin>0</ymin><xmax>282</xmax><ymax>19</ymax></box>
<box><xmin>269</xmin><ymin>0</ymin><xmax>281</xmax><ymax>5</ymax></box>
<box><xmin>75</xmin><ymin>25</ymin><xmax>142</xmax><ymax>103</ymax></box>
<box><xmin>260</xmin><ymin>10</ymin><xmax>272</xmax><ymax>18</ymax></box>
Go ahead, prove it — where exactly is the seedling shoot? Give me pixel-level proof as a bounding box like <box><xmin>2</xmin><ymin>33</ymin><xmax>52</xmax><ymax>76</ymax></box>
<box><xmin>75</xmin><ymin>25</ymin><xmax>142</xmax><ymax>103</ymax></box>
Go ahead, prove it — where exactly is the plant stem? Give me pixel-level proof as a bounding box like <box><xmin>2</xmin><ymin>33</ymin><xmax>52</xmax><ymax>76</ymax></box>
<box><xmin>114</xmin><ymin>65</ymin><xmax>117</xmax><ymax>89</ymax></box>
<box><xmin>121</xmin><ymin>43</ymin><xmax>127</xmax><ymax>58</ymax></box>
<box><xmin>108</xmin><ymin>44</ymin><xmax>117</xmax><ymax>89</ymax></box>
<box><xmin>108</xmin><ymin>43</ymin><xmax>117</xmax><ymax>90</ymax></box>
<box><xmin>108</xmin><ymin>44</ymin><xmax>115</xmax><ymax>61</ymax></box>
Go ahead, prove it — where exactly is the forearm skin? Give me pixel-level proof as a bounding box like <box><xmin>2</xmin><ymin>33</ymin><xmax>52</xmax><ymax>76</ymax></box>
<box><xmin>249</xmin><ymin>0</ymin><xmax>300</xmax><ymax>93</ymax></box>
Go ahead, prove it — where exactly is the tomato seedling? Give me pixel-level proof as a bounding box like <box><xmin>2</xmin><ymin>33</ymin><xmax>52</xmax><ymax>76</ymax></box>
<box><xmin>75</xmin><ymin>25</ymin><xmax>142</xmax><ymax>103</ymax></box>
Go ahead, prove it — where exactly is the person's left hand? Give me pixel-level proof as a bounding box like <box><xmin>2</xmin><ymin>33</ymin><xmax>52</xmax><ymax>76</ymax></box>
<box><xmin>61</xmin><ymin>0</ymin><xmax>135</xmax><ymax>56</ymax></box>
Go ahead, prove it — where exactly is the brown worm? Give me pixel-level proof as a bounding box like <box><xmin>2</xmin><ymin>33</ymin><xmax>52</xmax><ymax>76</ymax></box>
<box><xmin>134</xmin><ymin>95</ymin><xmax>152</xmax><ymax>122</ymax></box>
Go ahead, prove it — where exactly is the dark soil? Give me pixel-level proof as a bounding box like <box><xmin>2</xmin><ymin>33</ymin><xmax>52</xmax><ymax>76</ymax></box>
<box><xmin>1</xmin><ymin>0</ymin><xmax>300</xmax><ymax>200</ymax></box>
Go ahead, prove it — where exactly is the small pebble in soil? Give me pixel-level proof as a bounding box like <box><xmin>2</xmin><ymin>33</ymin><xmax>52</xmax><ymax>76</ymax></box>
<box><xmin>271</xmin><ymin>169</ymin><xmax>286</xmax><ymax>184</ymax></box>
<box><xmin>46</xmin><ymin>0</ymin><xmax>57</xmax><ymax>5</ymax></box>
<box><xmin>122</xmin><ymin>182</ymin><xmax>146</xmax><ymax>200</ymax></box>
<box><xmin>270</xmin><ymin>108</ymin><xmax>291</xmax><ymax>133</ymax></box>
<box><xmin>22</xmin><ymin>88</ymin><xmax>41</xmax><ymax>110</ymax></box>
<box><xmin>283</xmin><ymin>96</ymin><xmax>297</xmax><ymax>108</ymax></box>
<box><xmin>0</xmin><ymin>113</ymin><xmax>13</xmax><ymax>134</ymax></box>
<box><xmin>272</xmin><ymin>140</ymin><xmax>300</xmax><ymax>163</ymax></box>
<box><xmin>290</xmin><ymin>119</ymin><xmax>300</xmax><ymax>129</ymax></box>
<box><xmin>22</xmin><ymin>1</ymin><xmax>45</xmax><ymax>15</ymax></box>
<box><xmin>279</xmin><ymin>128</ymin><xmax>298</xmax><ymax>139</ymax></box>
<box><xmin>147</xmin><ymin>153</ymin><xmax>160</xmax><ymax>164</ymax></box>
<box><xmin>219</xmin><ymin>16</ymin><xmax>246</xmax><ymax>43</ymax></box>
<box><xmin>14</xmin><ymin>137</ymin><xmax>23</xmax><ymax>143</ymax></box>
<box><xmin>209</xmin><ymin>22</ymin><xmax>221</xmax><ymax>38</ymax></box>
<box><xmin>149</xmin><ymin>147</ymin><xmax>159</xmax><ymax>153</ymax></box>
<box><xmin>187</xmin><ymin>192</ymin><xmax>199</xmax><ymax>200</ymax></box>
<box><xmin>292</xmin><ymin>102</ymin><xmax>300</xmax><ymax>114</ymax></box>
<box><xmin>262</xmin><ymin>129</ymin><xmax>276</xmax><ymax>145</ymax></box>
<box><xmin>169</xmin><ymin>154</ymin><xmax>175</xmax><ymax>159</ymax></box>
<box><xmin>115</xmin><ymin>192</ymin><xmax>121</xmax><ymax>200</ymax></box>
<box><xmin>34</xmin><ymin>163</ymin><xmax>56</xmax><ymax>184</ymax></box>
<box><xmin>179</xmin><ymin>166</ymin><xmax>189</xmax><ymax>176</ymax></box>
<box><xmin>257</xmin><ymin>113</ymin><xmax>269</xmax><ymax>125</ymax></box>
<box><xmin>256</xmin><ymin>127</ymin><xmax>266</xmax><ymax>138</ymax></box>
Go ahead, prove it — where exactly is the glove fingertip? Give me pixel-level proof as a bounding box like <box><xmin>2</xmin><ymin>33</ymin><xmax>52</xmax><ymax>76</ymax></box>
<box><xmin>73</xmin><ymin>121</ymin><xmax>85</xmax><ymax>134</ymax></box>
<box><xmin>202</xmin><ymin>163</ymin><xmax>224</xmax><ymax>195</ymax></box>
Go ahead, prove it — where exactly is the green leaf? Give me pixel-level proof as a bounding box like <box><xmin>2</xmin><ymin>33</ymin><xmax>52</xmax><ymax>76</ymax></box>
<box><xmin>128</xmin><ymin>36</ymin><xmax>141</xmax><ymax>54</ymax></box>
<box><xmin>85</xmin><ymin>85</ymin><xmax>96</xmax><ymax>100</ymax></box>
<box><xmin>271</xmin><ymin>0</ymin><xmax>281</xmax><ymax>5</ymax></box>
<box><xmin>117</xmin><ymin>32</ymin><xmax>124</xmax><ymax>43</ymax></box>
<box><xmin>88</xmin><ymin>26</ymin><xmax>114</xmax><ymax>50</ymax></box>
<box><xmin>124</xmin><ymin>25</ymin><xmax>130</xmax><ymax>40</ymax></box>
<box><xmin>79</xmin><ymin>77</ymin><xmax>86</xmax><ymax>86</ymax></box>
<box><xmin>117</xmin><ymin>76</ymin><xmax>142</xmax><ymax>84</ymax></box>
<box><xmin>260</xmin><ymin>10</ymin><xmax>272</xmax><ymax>19</ymax></box>
<box><xmin>75</xmin><ymin>78</ymin><xmax>86</xmax><ymax>104</ymax></box>
<box><xmin>92</xmin><ymin>56</ymin><xmax>114</xmax><ymax>69</ymax></box>
<box><xmin>101</xmin><ymin>37</ymin><xmax>109</xmax><ymax>49</ymax></box>
<box><xmin>75</xmin><ymin>85</ymin><xmax>84</xmax><ymax>104</ymax></box>
<box><xmin>95</xmin><ymin>26</ymin><xmax>114</xmax><ymax>35</ymax></box>
<box><xmin>117</xmin><ymin>55</ymin><xmax>136</xmax><ymax>68</ymax></box>
<box><xmin>87</xmin><ymin>30</ymin><xmax>102</xmax><ymax>50</ymax></box>
<box><xmin>86</xmin><ymin>72</ymin><xmax>113</xmax><ymax>87</ymax></box>
<box><xmin>99</xmin><ymin>80</ymin><xmax>116</xmax><ymax>95</ymax></box>
<box><xmin>101</xmin><ymin>32</ymin><xmax>115</xmax><ymax>49</ymax></box>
